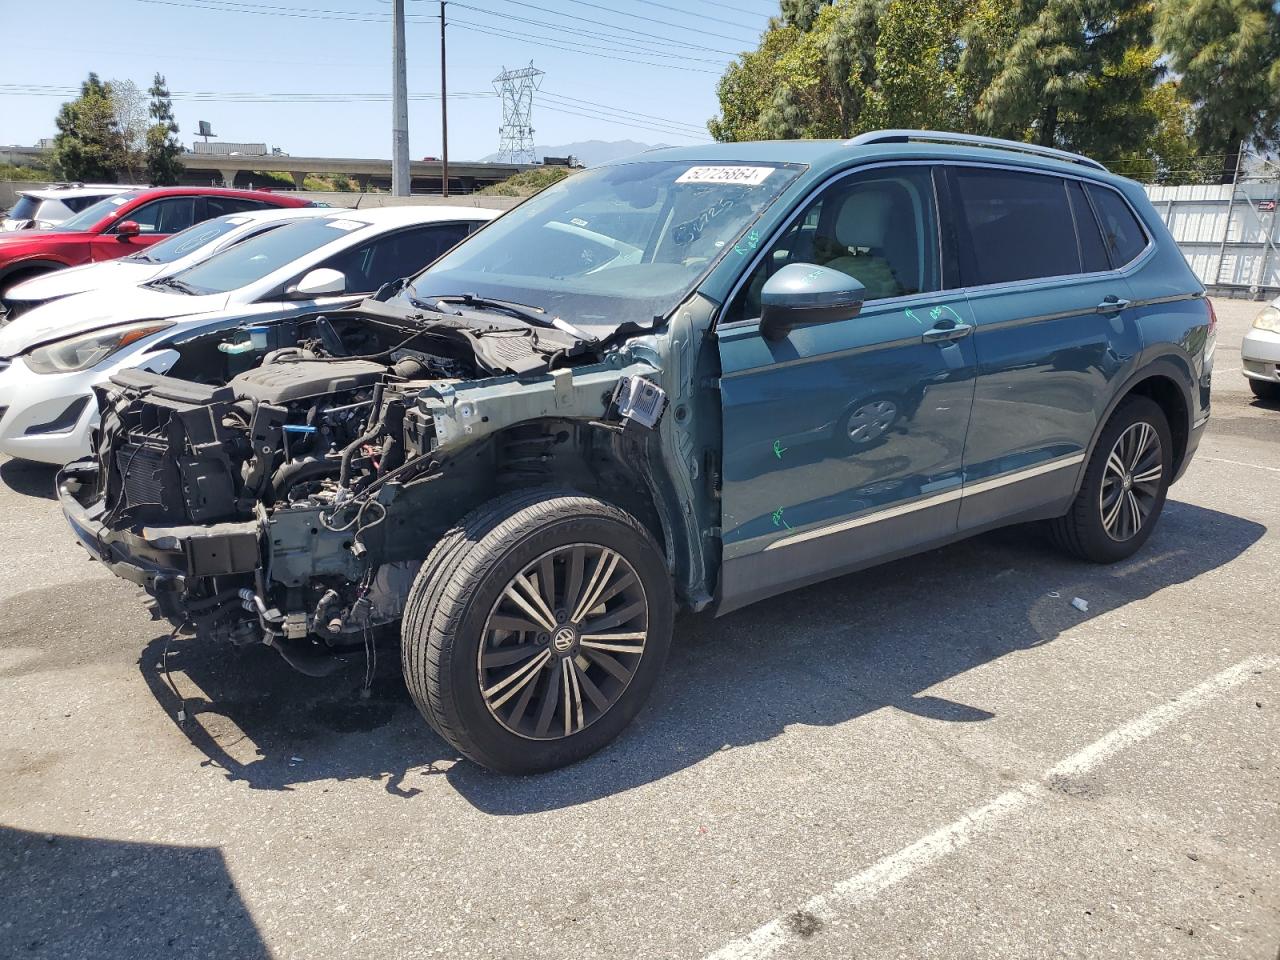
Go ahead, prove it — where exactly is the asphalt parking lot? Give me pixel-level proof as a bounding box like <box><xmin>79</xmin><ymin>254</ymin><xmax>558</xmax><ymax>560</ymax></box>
<box><xmin>1</xmin><ymin>298</ymin><xmax>1277</xmax><ymax>960</ymax></box>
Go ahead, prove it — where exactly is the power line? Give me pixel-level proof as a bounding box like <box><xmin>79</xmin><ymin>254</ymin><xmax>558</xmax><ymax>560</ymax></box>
<box><xmin>0</xmin><ymin>82</ymin><xmax>495</xmax><ymax>103</ymax></box>
<box><xmin>128</xmin><ymin>0</ymin><xmax>428</xmax><ymax>23</ymax></box>
<box><xmin>622</xmin><ymin>0</ymin><xmax>767</xmax><ymax>31</ymax></box>
<box><xmin>537</xmin><ymin>102</ymin><xmax>708</xmax><ymax>142</ymax></box>
<box><xmin>454</xmin><ymin>1</ymin><xmax>741</xmax><ymax>56</ymax></box>
<box><xmin>448</xmin><ymin>13</ymin><xmax>730</xmax><ymax>65</ymax></box>
<box><xmin>693</xmin><ymin>0</ymin><xmax>776</xmax><ymax>14</ymax></box>
<box><xmin>540</xmin><ymin>91</ymin><xmax>707</xmax><ymax>133</ymax></box>
<box><xmin>541</xmin><ymin>0</ymin><xmax>758</xmax><ymax>43</ymax></box>
<box><xmin>450</xmin><ymin>21</ymin><xmax>723</xmax><ymax>75</ymax></box>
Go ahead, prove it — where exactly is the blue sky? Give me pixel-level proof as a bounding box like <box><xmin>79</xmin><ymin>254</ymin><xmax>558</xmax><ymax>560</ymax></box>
<box><xmin>1</xmin><ymin>0</ymin><xmax>777</xmax><ymax>161</ymax></box>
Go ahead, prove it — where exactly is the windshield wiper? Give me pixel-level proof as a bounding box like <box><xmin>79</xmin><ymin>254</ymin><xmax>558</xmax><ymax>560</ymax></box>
<box><xmin>148</xmin><ymin>275</ymin><xmax>200</xmax><ymax>295</ymax></box>
<box><xmin>433</xmin><ymin>294</ymin><xmax>595</xmax><ymax>342</ymax></box>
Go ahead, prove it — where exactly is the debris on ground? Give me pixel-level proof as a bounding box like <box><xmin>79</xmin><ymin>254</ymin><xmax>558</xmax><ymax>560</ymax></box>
<box><xmin>1071</xmin><ymin>597</ymin><xmax>1090</xmax><ymax>612</ymax></box>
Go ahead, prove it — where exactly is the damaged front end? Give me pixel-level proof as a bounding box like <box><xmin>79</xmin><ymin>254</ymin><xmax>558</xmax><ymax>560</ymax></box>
<box><xmin>58</xmin><ymin>301</ymin><xmax>669</xmax><ymax>672</ymax></box>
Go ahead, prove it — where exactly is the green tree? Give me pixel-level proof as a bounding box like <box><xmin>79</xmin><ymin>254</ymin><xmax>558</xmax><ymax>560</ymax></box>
<box><xmin>1155</xmin><ymin>0</ymin><xmax>1280</xmax><ymax>183</ymax></box>
<box><xmin>958</xmin><ymin>0</ymin><xmax>1159</xmax><ymax>156</ymax></box>
<box><xmin>145</xmin><ymin>73</ymin><xmax>184</xmax><ymax>186</ymax></box>
<box><xmin>51</xmin><ymin>73</ymin><xmax>124</xmax><ymax>182</ymax></box>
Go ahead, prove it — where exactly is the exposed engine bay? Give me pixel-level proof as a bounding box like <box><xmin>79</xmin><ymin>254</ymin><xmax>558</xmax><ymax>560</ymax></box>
<box><xmin>59</xmin><ymin>301</ymin><xmax>669</xmax><ymax>674</ymax></box>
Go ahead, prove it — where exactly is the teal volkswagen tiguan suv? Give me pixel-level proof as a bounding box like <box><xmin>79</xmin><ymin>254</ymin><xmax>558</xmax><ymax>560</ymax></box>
<box><xmin>61</xmin><ymin>131</ymin><xmax>1213</xmax><ymax>772</ymax></box>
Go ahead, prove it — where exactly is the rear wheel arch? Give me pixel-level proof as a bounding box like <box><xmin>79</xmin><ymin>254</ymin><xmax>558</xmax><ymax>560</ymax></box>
<box><xmin>1078</xmin><ymin>358</ymin><xmax>1195</xmax><ymax>492</ymax></box>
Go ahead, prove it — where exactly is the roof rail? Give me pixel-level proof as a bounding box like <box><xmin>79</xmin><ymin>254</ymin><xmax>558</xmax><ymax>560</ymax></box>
<box><xmin>846</xmin><ymin>129</ymin><xmax>1107</xmax><ymax>172</ymax></box>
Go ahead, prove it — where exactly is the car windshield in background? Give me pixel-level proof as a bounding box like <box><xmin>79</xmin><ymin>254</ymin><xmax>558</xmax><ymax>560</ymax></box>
<box><xmin>127</xmin><ymin>215</ymin><xmax>255</xmax><ymax>265</ymax></box>
<box><xmin>165</xmin><ymin>216</ymin><xmax>366</xmax><ymax>295</ymax></box>
<box><xmin>409</xmin><ymin>160</ymin><xmax>804</xmax><ymax>333</ymax></box>
<box><xmin>52</xmin><ymin>193</ymin><xmax>133</xmax><ymax>232</ymax></box>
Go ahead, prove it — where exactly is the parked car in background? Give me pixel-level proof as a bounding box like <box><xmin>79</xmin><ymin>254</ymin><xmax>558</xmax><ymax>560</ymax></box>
<box><xmin>1</xmin><ymin>184</ymin><xmax>133</xmax><ymax>232</ymax></box>
<box><xmin>1241</xmin><ymin>296</ymin><xmax>1280</xmax><ymax>402</ymax></box>
<box><xmin>1</xmin><ymin>206</ymin><xmax>332</xmax><ymax>319</ymax></box>
<box><xmin>0</xmin><ymin>187</ymin><xmax>315</xmax><ymax>304</ymax></box>
<box><xmin>55</xmin><ymin>131</ymin><xmax>1213</xmax><ymax>774</ymax></box>
<box><xmin>0</xmin><ymin>205</ymin><xmax>496</xmax><ymax>462</ymax></box>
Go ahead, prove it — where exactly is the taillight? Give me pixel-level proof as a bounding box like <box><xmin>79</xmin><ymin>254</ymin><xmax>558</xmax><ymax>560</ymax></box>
<box><xmin>1206</xmin><ymin>298</ymin><xmax>1218</xmax><ymax>338</ymax></box>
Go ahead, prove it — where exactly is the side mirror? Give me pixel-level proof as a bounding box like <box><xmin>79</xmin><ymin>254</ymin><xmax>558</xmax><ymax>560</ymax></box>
<box><xmin>115</xmin><ymin>220</ymin><xmax>141</xmax><ymax>239</ymax></box>
<box><xmin>288</xmin><ymin>267</ymin><xmax>346</xmax><ymax>298</ymax></box>
<box><xmin>759</xmin><ymin>262</ymin><xmax>866</xmax><ymax>342</ymax></box>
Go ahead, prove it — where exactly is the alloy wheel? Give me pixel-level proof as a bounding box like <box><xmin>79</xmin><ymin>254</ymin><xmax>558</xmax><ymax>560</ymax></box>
<box><xmin>478</xmin><ymin>543</ymin><xmax>649</xmax><ymax>740</ymax></box>
<box><xmin>1098</xmin><ymin>421</ymin><xmax>1163</xmax><ymax>542</ymax></box>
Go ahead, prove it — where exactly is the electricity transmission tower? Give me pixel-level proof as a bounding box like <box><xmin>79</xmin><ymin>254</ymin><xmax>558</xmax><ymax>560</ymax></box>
<box><xmin>493</xmin><ymin>63</ymin><xmax>543</xmax><ymax>164</ymax></box>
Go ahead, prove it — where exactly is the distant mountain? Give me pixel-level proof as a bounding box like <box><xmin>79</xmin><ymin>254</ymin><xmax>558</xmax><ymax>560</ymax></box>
<box><xmin>480</xmin><ymin>139</ymin><xmax>671</xmax><ymax>167</ymax></box>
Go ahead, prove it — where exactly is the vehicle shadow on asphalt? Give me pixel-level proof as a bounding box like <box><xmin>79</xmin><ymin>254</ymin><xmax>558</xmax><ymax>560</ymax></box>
<box><xmin>0</xmin><ymin>824</ymin><xmax>270</xmax><ymax>959</ymax></box>
<box><xmin>137</xmin><ymin>499</ymin><xmax>1264</xmax><ymax>810</ymax></box>
<box><xmin>0</xmin><ymin>458</ymin><xmax>57</xmax><ymax>501</ymax></box>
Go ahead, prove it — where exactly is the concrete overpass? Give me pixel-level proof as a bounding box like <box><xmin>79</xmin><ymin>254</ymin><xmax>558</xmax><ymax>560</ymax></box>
<box><xmin>178</xmin><ymin>152</ymin><xmax>540</xmax><ymax>194</ymax></box>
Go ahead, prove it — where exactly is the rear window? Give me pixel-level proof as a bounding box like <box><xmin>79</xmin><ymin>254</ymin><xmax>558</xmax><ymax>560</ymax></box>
<box><xmin>951</xmin><ymin>168</ymin><xmax>1082</xmax><ymax>286</ymax></box>
<box><xmin>8</xmin><ymin>196</ymin><xmax>41</xmax><ymax>221</ymax></box>
<box><xmin>1086</xmin><ymin>184</ymin><xmax>1149</xmax><ymax>267</ymax></box>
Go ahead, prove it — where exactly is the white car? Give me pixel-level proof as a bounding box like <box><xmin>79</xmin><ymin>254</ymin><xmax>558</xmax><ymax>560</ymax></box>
<box><xmin>0</xmin><ymin>205</ymin><xmax>497</xmax><ymax>463</ymax></box>
<box><xmin>1242</xmin><ymin>296</ymin><xmax>1280</xmax><ymax>402</ymax></box>
<box><xmin>2</xmin><ymin>185</ymin><xmax>134</xmax><ymax>232</ymax></box>
<box><xmin>1</xmin><ymin>207</ymin><xmax>332</xmax><ymax>318</ymax></box>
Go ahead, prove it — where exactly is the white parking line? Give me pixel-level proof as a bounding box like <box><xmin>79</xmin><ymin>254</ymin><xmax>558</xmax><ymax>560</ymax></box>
<box><xmin>703</xmin><ymin>656</ymin><xmax>1277</xmax><ymax>960</ymax></box>
<box><xmin>1199</xmin><ymin>456</ymin><xmax>1280</xmax><ymax>475</ymax></box>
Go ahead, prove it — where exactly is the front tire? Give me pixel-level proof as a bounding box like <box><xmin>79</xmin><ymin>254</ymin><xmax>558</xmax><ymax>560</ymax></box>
<box><xmin>1050</xmin><ymin>396</ymin><xmax>1172</xmax><ymax>563</ymax></box>
<box><xmin>401</xmin><ymin>490</ymin><xmax>673</xmax><ymax>774</ymax></box>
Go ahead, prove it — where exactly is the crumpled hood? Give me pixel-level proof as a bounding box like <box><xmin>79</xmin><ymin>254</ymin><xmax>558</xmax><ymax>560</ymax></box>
<box><xmin>0</xmin><ymin>286</ymin><xmax>230</xmax><ymax>358</ymax></box>
<box><xmin>6</xmin><ymin>259</ymin><xmax>158</xmax><ymax>304</ymax></box>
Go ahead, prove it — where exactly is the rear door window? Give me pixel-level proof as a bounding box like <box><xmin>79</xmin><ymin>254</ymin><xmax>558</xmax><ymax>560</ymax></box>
<box><xmin>1067</xmin><ymin>180</ymin><xmax>1110</xmax><ymax>274</ymax></box>
<box><xmin>1086</xmin><ymin>184</ymin><xmax>1149</xmax><ymax>267</ymax></box>
<box><xmin>206</xmin><ymin>196</ymin><xmax>268</xmax><ymax>217</ymax></box>
<box><xmin>950</xmin><ymin>168</ymin><xmax>1082</xmax><ymax>286</ymax></box>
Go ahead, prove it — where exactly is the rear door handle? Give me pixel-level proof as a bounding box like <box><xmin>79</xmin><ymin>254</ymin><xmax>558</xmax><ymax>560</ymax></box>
<box><xmin>921</xmin><ymin>321</ymin><xmax>973</xmax><ymax>343</ymax></box>
<box><xmin>1097</xmin><ymin>295</ymin><xmax>1131</xmax><ymax>314</ymax></box>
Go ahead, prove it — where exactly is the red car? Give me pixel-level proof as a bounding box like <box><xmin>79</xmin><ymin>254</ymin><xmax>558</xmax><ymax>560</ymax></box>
<box><xmin>0</xmin><ymin>187</ymin><xmax>314</xmax><ymax>295</ymax></box>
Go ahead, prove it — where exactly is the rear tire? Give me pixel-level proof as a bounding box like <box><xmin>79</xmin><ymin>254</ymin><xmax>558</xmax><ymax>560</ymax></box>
<box><xmin>1248</xmin><ymin>378</ymin><xmax>1280</xmax><ymax>403</ymax></box>
<box><xmin>401</xmin><ymin>490</ymin><xmax>673</xmax><ymax>774</ymax></box>
<box><xmin>1050</xmin><ymin>396</ymin><xmax>1172</xmax><ymax>563</ymax></box>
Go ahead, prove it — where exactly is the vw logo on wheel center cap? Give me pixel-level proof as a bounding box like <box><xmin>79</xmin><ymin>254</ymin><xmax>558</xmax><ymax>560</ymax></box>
<box><xmin>552</xmin><ymin>626</ymin><xmax>577</xmax><ymax>654</ymax></box>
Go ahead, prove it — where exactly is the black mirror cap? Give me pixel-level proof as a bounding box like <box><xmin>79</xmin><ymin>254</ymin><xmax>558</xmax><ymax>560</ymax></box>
<box><xmin>760</xmin><ymin>299</ymin><xmax>863</xmax><ymax>341</ymax></box>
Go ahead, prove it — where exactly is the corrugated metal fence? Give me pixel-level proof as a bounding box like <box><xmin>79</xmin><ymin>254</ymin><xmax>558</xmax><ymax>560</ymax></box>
<box><xmin>1143</xmin><ymin>158</ymin><xmax>1280</xmax><ymax>298</ymax></box>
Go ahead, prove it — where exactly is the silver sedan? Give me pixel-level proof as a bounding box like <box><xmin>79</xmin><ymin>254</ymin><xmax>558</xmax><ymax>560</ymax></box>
<box><xmin>1242</xmin><ymin>296</ymin><xmax>1280</xmax><ymax>402</ymax></box>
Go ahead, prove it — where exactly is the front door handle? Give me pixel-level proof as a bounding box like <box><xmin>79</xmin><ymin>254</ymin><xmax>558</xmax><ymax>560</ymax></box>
<box><xmin>1097</xmin><ymin>295</ymin><xmax>1131</xmax><ymax>314</ymax></box>
<box><xmin>921</xmin><ymin>321</ymin><xmax>973</xmax><ymax>343</ymax></box>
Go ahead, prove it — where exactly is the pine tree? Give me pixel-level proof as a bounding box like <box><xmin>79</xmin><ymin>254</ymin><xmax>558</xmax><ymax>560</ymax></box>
<box><xmin>145</xmin><ymin>73</ymin><xmax>184</xmax><ymax>186</ymax></box>
<box><xmin>958</xmin><ymin>0</ymin><xmax>1159</xmax><ymax>157</ymax></box>
<box><xmin>1155</xmin><ymin>0</ymin><xmax>1280</xmax><ymax>183</ymax></box>
<box><xmin>51</xmin><ymin>73</ymin><xmax>125</xmax><ymax>182</ymax></box>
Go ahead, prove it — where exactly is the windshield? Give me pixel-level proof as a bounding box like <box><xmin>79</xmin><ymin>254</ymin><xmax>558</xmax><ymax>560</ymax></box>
<box><xmin>408</xmin><ymin>160</ymin><xmax>803</xmax><ymax>333</ymax></box>
<box><xmin>165</xmin><ymin>216</ymin><xmax>366</xmax><ymax>295</ymax></box>
<box><xmin>127</xmin><ymin>215</ymin><xmax>256</xmax><ymax>265</ymax></box>
<box><xmin>53</xmin><ymin>193</ymin><xmax>133</xmax><ymax>232</ymax></box>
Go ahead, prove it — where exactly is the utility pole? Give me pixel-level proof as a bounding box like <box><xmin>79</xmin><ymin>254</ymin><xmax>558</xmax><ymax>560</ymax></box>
<box><xmin>391</xmin><ymin>0</ymin><xmax>410</xmax><ymax>197</ymax></box>
<box><xmin>440</xmin><ymin>0</ymin><xmax>449</xmax><ymax>198</ymax></box>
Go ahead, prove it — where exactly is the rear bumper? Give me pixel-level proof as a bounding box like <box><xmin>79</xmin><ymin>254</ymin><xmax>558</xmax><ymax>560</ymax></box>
<box><xmin>58</xmin><ymin>459</ymin><xmax>262</xmax><ymax>612</ymax></box>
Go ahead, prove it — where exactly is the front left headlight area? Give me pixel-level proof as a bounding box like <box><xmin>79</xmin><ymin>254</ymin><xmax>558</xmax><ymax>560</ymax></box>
<box><xmin>22</xmin><ymin>321</ymin><xmax>173</xmax><ymax>375</ymax></box>
<box><xmin>1253</xmin><ymin>305</ymin><xmax>1280</xmax><ymax>333</ymax></box>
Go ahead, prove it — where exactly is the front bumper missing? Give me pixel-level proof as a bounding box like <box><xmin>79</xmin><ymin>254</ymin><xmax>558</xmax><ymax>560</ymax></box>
<box><xmin>58</xmin><ymin>458</ymin><xmax>262</xmax><ymax>609</ymax></box>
